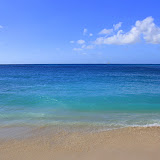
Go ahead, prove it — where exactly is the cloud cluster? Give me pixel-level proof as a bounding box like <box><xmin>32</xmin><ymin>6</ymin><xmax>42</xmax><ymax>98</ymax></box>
<box><xmin>99</xmin><ymin>28</ymin><xmax>113</xmax><ymax>35</ymax></box>
<box><xmin>113</xmin><ymin>22</ymin><xmax>122</xmax><ymax>30</ymax></box>
<box><xmin>83</xmin><ymin>28</ymin><xmax>93</xmax><ymax>37</ymax></box>
<box><xmin>70</xmin><ymin>17</ymin><xmax>160</xmax><ymax>53</ymax></box>
<box><xmin>70</xmin><ymin>28</ymin><xmax>94</xmax><ymax>51</ymax></box>
<box><xmin>73</xmin><ymin>44</ymin><xmax>94</xmax><ymax>51</ymax></box>
<box><xmin>95</xmin><ymin>17</ymin><xmax>160</xmax><ymax>45</ymax></box>
<box><xmin>99</xmin><ymin>22</ymin><xmax>122</xmax><ymax>35</ymax></box>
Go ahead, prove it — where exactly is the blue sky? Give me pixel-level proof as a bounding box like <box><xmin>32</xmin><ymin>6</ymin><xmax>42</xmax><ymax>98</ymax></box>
<box><xmin>0</xmin><ymin>0</ymin><xmax>160</xmax><ymax>64</ymax></box>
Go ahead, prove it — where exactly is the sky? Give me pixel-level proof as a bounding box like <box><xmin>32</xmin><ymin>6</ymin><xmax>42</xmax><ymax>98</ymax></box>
<box><xmin>0</xmin><ymin>0</ymin><xmax>160</xmax><ymax>64</ymax></box>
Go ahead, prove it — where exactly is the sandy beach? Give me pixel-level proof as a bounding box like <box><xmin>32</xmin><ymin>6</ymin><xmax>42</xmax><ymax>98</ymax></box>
<box><xmin>0</xmin><ymin>126</ymin><xmax>160</xmax><ymax>160</ymax></box>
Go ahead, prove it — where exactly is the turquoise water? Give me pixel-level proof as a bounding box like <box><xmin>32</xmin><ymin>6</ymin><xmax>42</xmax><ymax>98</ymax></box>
<box><xmin>0</xmin><ymin>64</ymin><xmax>160</xmax><ymax>131</ymax></box>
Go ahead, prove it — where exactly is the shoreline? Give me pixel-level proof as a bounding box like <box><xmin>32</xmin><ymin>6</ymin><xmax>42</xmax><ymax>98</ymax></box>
<box><xmin>1</xmin><ymin>126</ymin><xmax>160</xmax><ymax>160</ymax></box>
<box><xmin>1</xmin><ymin>123</ymin><xmax>160</xmax><ymax>140</ymax></box>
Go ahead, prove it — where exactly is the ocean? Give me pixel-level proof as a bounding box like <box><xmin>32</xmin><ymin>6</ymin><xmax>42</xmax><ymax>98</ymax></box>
<box><xmin>0</xmin><ymin>64</ymin><xmax>160</xmax><ymax>132</ymax></box>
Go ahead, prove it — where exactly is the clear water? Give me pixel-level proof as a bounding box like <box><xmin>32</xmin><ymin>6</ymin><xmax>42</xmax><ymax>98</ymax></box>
<box><xmin>0</xmin><ymin>64</ymin><xmax>160</xmax><ymax>131</ymax></box>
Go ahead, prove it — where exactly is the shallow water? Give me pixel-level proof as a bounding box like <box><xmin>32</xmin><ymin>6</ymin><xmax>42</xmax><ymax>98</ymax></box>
<box><xmin>0</xmin><ymin>64</ymin><xmax>160</xmax><ymax>131</ymax></box>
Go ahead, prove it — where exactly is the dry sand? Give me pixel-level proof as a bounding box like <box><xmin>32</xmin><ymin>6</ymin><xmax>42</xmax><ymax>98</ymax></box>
<box><xmin>0</xmin><ymin>127</ymin><xmax>160</xmax><ymax>160</ymax></box>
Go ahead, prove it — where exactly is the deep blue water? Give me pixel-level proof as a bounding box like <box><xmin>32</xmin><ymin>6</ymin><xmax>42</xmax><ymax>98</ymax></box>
<box><xmin>0</xmin><ymin>64</ymin><xmax>160</xmax><ymax>130</ymax></box>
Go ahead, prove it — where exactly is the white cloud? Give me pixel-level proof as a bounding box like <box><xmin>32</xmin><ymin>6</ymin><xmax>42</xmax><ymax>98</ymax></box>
<box><xmin>95</xmin><ymin>28</ymin><xmax>140</xmax><ymax>45</ymax></box>
<box><xmin>85</xmin><ymin>45</ymin><xmax>94</xmax><ymax>49</ymax></box>
<box><xmin>73</xmin><ymin>44</ymin><xmax>94</xmax><ymax>52</ymax></box>
<box><xmin>70</xmin><ymin>40</ymin><xmax>75</xmax><ymax>43</ymax></box>
<box><xmin>81</xmin><ymin>44</ymin><xmax>94</xmax><ymax>49</ymax></box>
<box><xmin>83</xmin><ymin>28</ymin><xmax>87</xmax><ymax>35</ymax></box>
<box><xmin>113</xmin><ymin>22</ymin><xmax>122</xmax><ymax>30</ymax></box>
<box><xmin>71</xmin><ymin>16</ymin><xmax>160</xmax><ymax>52</ymax></box>
<box><xmin>136</xmin><ymin>17</ymin><xmax>160</xmax><ymax>44</ymax></box>
<box><xmin>95</xmin><ymin>16</ymin><xmax>160</xmax><ymax>45</ymax></box>
<box><xmin>99</xmin><ymin>28</ymin><xmax>113</xmax><ymax>35</ymax></box>
<box><xmin>77</xmin><ymin>39</ymin><xmax>85</xmax><ymax>44</ymax></box>
<box><xmin>0</xmin><ymin>25</ymin><xmax>3</xmax><ymax>29</ymax></box>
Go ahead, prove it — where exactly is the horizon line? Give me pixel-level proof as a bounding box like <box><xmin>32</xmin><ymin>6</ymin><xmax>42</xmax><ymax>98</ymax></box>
<box><xmin>0</xmin><ymin>63</ymin><xmax>160</xmax><ymax>65</ymax></box>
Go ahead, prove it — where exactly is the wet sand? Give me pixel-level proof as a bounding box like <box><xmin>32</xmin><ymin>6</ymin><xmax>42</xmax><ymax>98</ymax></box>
<box><xmin>0</xmin><ymin>127</ymin><xmax>160</xmax><ymax>160</ymax></box>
